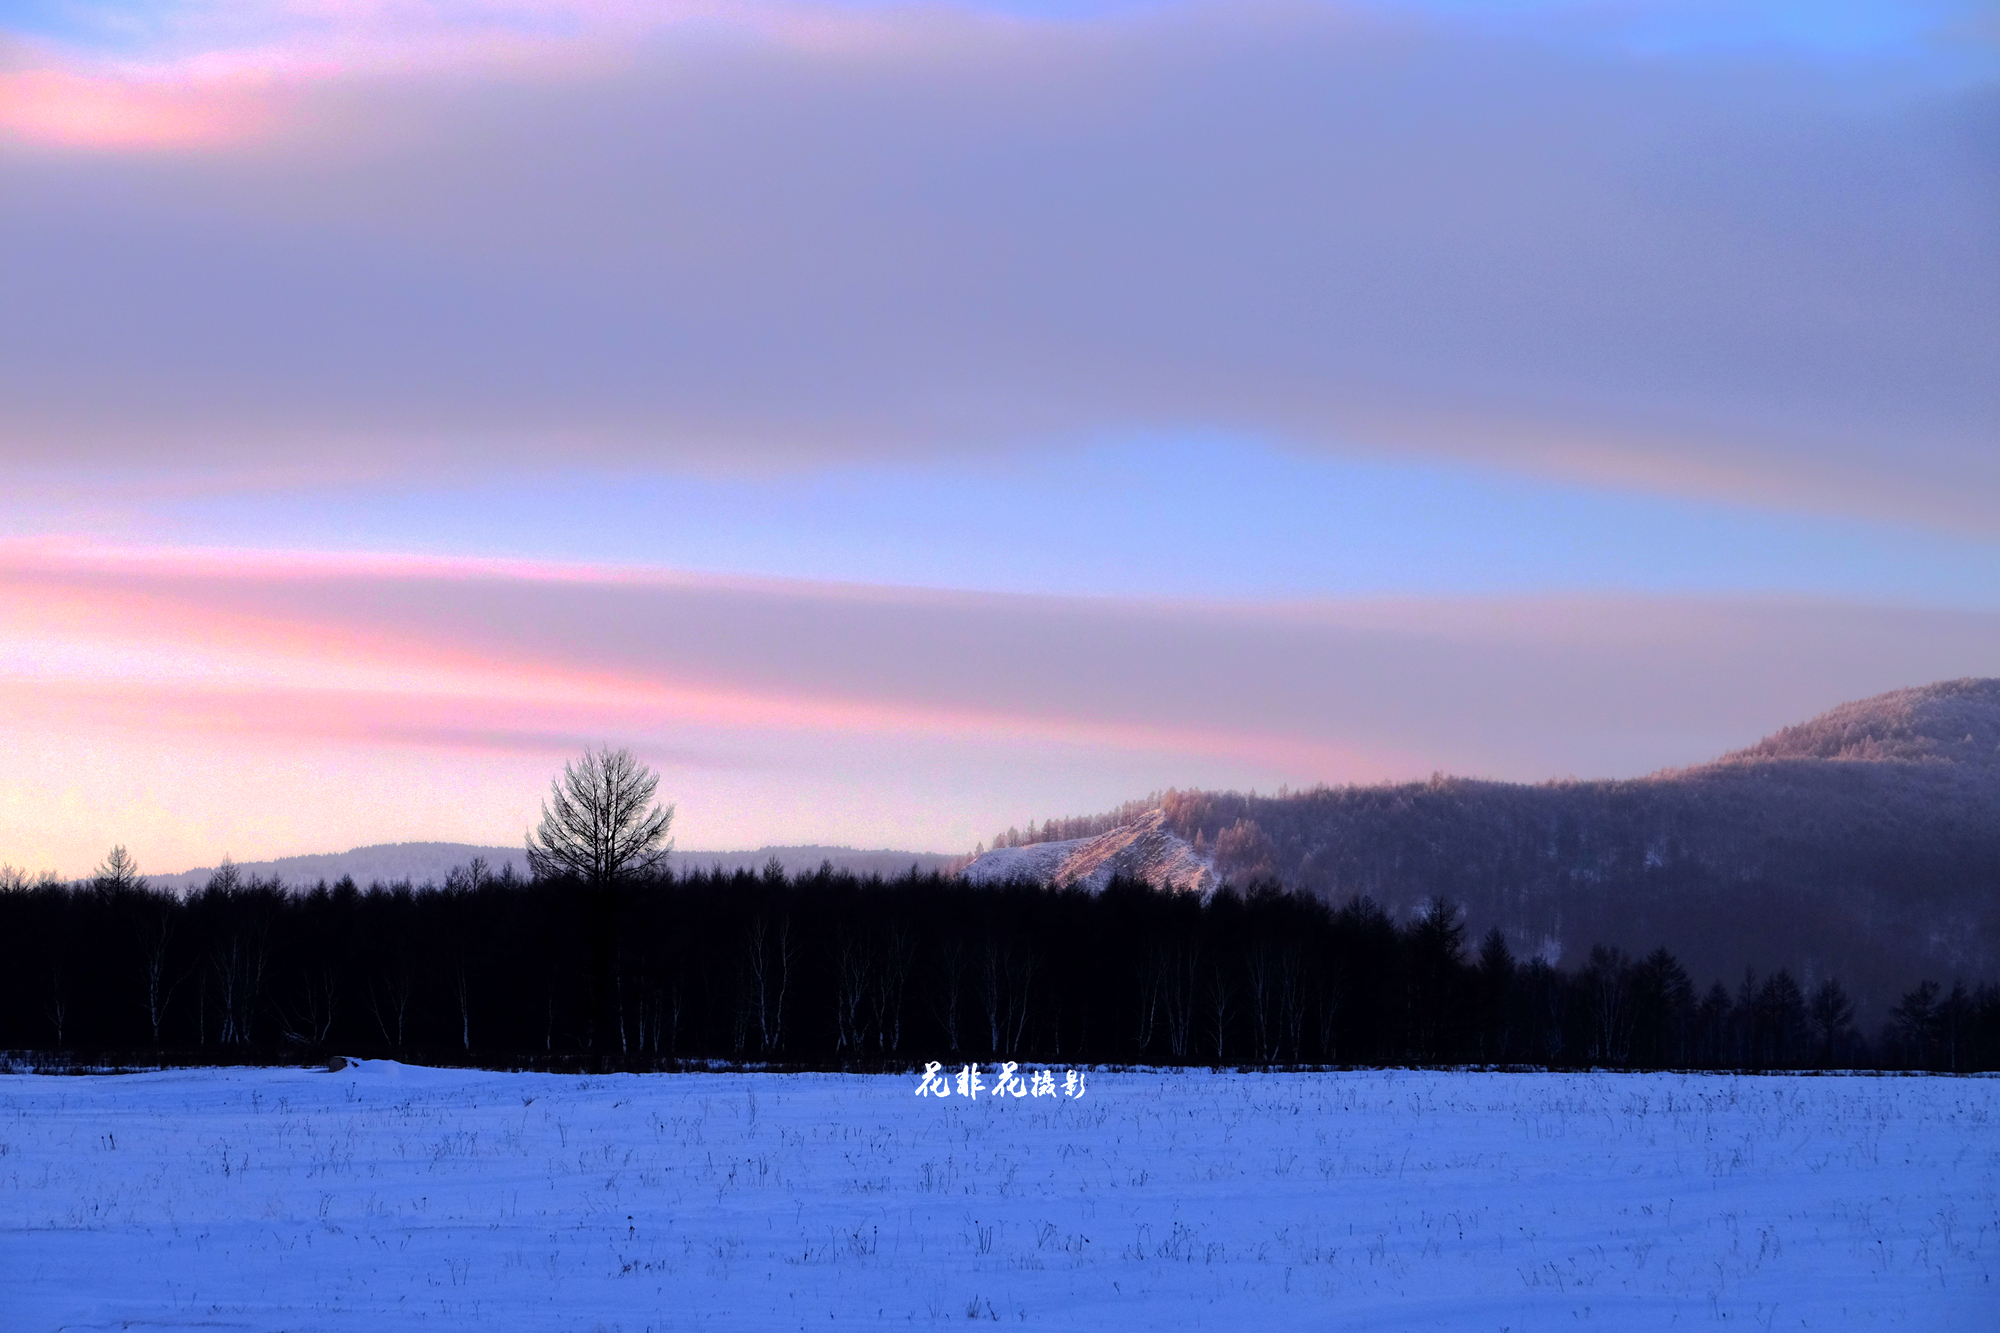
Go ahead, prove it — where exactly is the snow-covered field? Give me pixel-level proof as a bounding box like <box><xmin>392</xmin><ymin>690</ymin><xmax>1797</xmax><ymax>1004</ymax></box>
<box><xmin>4</xmin><ymin>1064</ymin><xmax>1994</xmax><ymax>1331</ymax></box>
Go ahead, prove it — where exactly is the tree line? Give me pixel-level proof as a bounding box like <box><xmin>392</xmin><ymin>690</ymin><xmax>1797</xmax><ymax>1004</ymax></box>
<box><xmin>4</xmin><ymin>857</ymin><xmax>1995</xmax><ymax>1072</ymax></box>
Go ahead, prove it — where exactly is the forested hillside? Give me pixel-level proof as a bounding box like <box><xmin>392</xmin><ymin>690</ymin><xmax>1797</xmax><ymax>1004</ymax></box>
<box><xmin>996</xmin><ymin>680</ymin><xmax>2000</xmax><ymax>1018</ymax></box>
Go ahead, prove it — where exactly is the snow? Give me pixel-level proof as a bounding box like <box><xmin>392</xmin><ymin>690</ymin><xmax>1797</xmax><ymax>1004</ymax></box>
<box><xmin>961</xmin><ymin>840</ymin><xmax>1083</xmax><ymax>886</ymax></box>
<box><xmin>4</xmin><ymin>1064</ymin><xmax>1995</xmax><ymax>1330</ymax></box>
<box><xmin>963</xmin><ymin>811</ymin><xmax>1213</xmax><ymax>893</ymax></box>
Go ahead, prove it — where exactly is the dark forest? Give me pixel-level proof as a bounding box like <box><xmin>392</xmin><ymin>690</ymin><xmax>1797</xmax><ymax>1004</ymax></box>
<box><xmin>4</xmin><ymin>860</ymin><xmax>1995</xmax><ymax>1073</ymax></box>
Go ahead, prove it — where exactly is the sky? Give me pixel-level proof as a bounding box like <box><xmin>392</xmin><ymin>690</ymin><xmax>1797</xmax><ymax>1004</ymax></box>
<box><xmin>2</xmin><ymin>0</ymin><xmax>1996</xmax><ymax>876</ymax></box>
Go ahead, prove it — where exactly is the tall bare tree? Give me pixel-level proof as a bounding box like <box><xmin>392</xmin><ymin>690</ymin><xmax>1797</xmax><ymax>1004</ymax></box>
<box><xmin>833</xmin><ymin>927</ymin><xmax>873</xmax><ymax>1054</ymax></box>
<box><xmin>528</xmin><ymin>747</ymin><xmax>674</xmax><ymax>1055</ymax></box>
<box><xmin>93</xmin><ymin>845</ymin><xmax>142</xmax><ymax>893</ymax></box>
<box><xmin>134</xmin><ymin>903</ymin><xmax>184</xmax><ymax>1050</ymax></box>
<box><xmin>526</xmin><ymin>747</ymin><xmax>674</xmax><ymax>887</ymax></box>
<box><xmin>744</xmin><ymin>913</ymin><xmax>796</xmax><ymax>1054</ymax></box>
<box><xmin>870</xmin><ymin>924</ymin><xmax>915</xmax><ymax>1055</ymax></box>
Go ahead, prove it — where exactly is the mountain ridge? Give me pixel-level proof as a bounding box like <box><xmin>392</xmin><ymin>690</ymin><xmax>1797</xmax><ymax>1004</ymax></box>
<box><xmin>1716</xmin><ymin>677</ymin><xmax>2000</xmax><ymax>769</ymax></box>
<box><xmin>144</xmin><ymin>842</ymin><xmax>962</xmax><ymax>893</ymax></box>
<box><xmin>981</xmin><ymin>679</ymin><xmax>2000</xmax><ymax>1016</ymax></box>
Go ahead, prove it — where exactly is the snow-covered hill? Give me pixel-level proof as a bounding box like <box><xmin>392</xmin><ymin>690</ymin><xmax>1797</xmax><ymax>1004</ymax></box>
<box><xmin>962</xmin><ymin>809</ymin><xmax>1213</xmax><ymax>894</ymax></box>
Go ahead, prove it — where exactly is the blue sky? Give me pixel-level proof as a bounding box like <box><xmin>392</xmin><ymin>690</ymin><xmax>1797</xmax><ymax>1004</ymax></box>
<box><xmin>5</xmin><ymin>1</ymin><xmax>1985</xmax><ymax>52</ymax></box>
<box><xmin>125</xmin><ymin>439</ymin><xmax>1998</xmax><ymax>606</ymax></box>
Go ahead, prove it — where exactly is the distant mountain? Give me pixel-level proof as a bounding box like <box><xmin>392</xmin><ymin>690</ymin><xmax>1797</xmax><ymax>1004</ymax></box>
<box><xmin>980</xmin><ymin>679</ymin><xmax>2000</xmax><ymax>1017</ymax></box>
<box><xmin>148</xmin><ymin>843</ymin><xmax>532</xmax><ymax>893</ymax></box>
<box><xmin>149</xmin><ymin>842</ymin><xmax>961</xmax><ymax>893</ymax></box>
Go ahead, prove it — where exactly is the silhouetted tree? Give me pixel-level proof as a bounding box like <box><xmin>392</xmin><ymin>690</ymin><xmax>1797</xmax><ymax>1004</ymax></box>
<box><xmin>1752</xmin><ymin>970</ymin><xmax>1808</xmax><ymax>1068</ymax></box>
<box><xmin>93</xmin><ymin>845</ymin><xmax>143</xmax><ymax>893</ymax></box>
<box><xmin>1808</xmin><ymin>978</ymin><xmax>1855</xmax><ymax>1068</ymax></box>
<box><xmin>1630</xmin><ymin>948</ymin><xmax>1693</xmax><ymax>1067</ymax></box>
<box><xmin>1406</xmin><ymin>897</ymin><xmax>1467</xmax><ymax>1059</ymax></box>
<box><xmin>1892</xmin><ymin>981</ymin><xmax>1942</xmax><ymax>1069</ymax></box>
<box><xmin>528</xmin><ymin>746</ymin><xmax>674</xmax><ymax>1054</ymax></box>
<box><xmin>526</xmin><ymin>748</ymin><xmax>674</xmax><ymax>886</ymax></box>
<box><xmin>1472</xmin><ymin>929</ymin><xmax>1515</xmax><ymax>1062</ymax></box>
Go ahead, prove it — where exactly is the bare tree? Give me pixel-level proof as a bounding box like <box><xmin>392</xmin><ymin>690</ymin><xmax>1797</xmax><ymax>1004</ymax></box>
<box><xmin>978</xmin><ymin>936</ymin><xmax>1037</xmax><ymax>1056</ymax></box>
<box><xmin>1277</xmin><ymin>942</ymin><xmax>1309</xmax><ymax>1062</ymax></box>
<box><xmin>1203</xmin><ymin>959</ymin><xmax>1234</xmax><ymax>1063</ymax></box>
<box><xmin>1314</xmin><ymin>955</ymin><xmax>1349</xmax><ymax>1063</ymax></box>
<box><xmin>834</xmin><ymin>927</ymin><xmax>873</xmax><ymax>1055</ymax></box>
<box><xmin>1161</xmin><ymin>939</ymin><xmax>1200</xmax><ymax>1061</ymax></box>
<box><xmin>1809</xmin><ymin>977</ymin><xmax>1855</xmax><ymax>1068</ymax></box>
<box><xmin>528</xmin><ymin>747</ymin><xmax>672</xmax><ymax>1052</ymax></box>
<box><xmin>1134</xmin><ymin>943</ymin><xmax>1165</xmax><ymax>1055</ymax></box>
<box><xmin>526</xmin><ymin>747</ymin><xmax>674</xmax><ymax>886</ymax></box>
<box><xmin>99</xmin><ymin>843</ymin><xmax>160</xmax><ymax>1047</ymax></box>
<box><xmin>979</xmin><ymin>938</ymin><xmax>1005</xmax><ymax>1054</ymax></box>
<box><xmin>199</xmin><ymin>860</ymin><xmax>267</xmax><ymax>1046</ymax></box>
<box><xmin>870</xmin><ymin>924</ymin><xmax>915</xmax><ymax>1054</ymax></box>
<box><xmin>43</xmin><ymin>965</ymin><xmax>66</xmax><ymax>1047</ymax></box>
<box><xmin>1584</xmin><ymin>946</ymin><xmax>1635</xmax><ymax>1065</ymax></box>
<box><xmin>744</xmin><ymin>914</ymin><xmax>796</xmax><ymax>1054</ymax></box>
<box><xmin>445</xmin><ymin>856</ymin><xmax>492</xmax><ymax>893</ymax></box>
<box><xmin>280</xmin><ymin>967</ymin><xmax>340</xmax><ymax>1048</ymax></box>
<box><xmin>368</xmin><ymin>965</ymin><xmax>413</xmax><ymax>1049</ymax></box>
<box><xmin>94</xmin><ymin>845</ymin><xmax>143</xmax><ymax>892</ymax></box>
<box><xmin>211</xmin><ymin>921</ymin><xmax>270</xmax><ymax>1046</ymax></box>
<box><xmin>928</xmin><ymin>937</ymin><xmax>966</xmax><ymax>1054</ymax></box>
<box><xmin>134</xmin><ymin>904</ymin><xmax>185</xmax><ymax>1050</ymax></box>
<box><xmin>1244</xmin><ymin>938</ymin><xmax>1278</xmax><ymax>1063</ymax></box>
<box><xmin>1892</xmin><ymin>981</ymin><xmax>1941</xmax><ymax>1068</ymax></box>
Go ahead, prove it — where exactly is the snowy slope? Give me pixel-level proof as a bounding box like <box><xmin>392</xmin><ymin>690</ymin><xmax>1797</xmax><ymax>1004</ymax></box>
<box><xmin>963</xmin><ymin>810</ymin><xmax>1214</xmax><ymax>893</ymax></box>
<box><xmin>4</xmin><ymin>1065</ymin><xmax>1993</xmax><ymax>1330</ymax></box>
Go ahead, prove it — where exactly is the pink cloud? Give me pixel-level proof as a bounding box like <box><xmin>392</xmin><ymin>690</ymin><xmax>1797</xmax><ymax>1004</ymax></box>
<box><xmin>0</xmin><ymin>0</ymin><xmax>947</xmax><ymax>150</ymax></box>
<box><xmin>0</xmin><ymin>65</ymin><xmax>275</xmax><ymax>149</ymax></box>
<box><xmin>6</xmin><ymin>537</ymin><xmax>1998</xmax><ymax>873</ymax></box>
<box><xmin>0</xmin><ymin>541</ymin><xmax>1387</xmax><ymax>772</ymax></box>
<box><xmin>8</xmin><ymin>539</ymin><xmax>1999</xmax><ymax>779</ymax></box>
